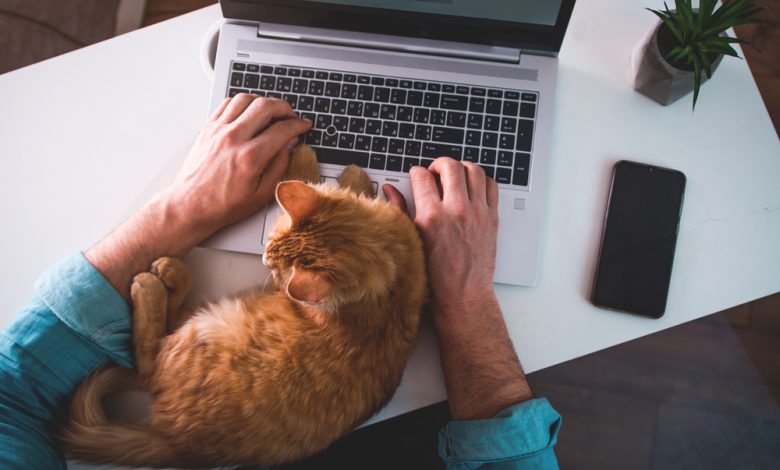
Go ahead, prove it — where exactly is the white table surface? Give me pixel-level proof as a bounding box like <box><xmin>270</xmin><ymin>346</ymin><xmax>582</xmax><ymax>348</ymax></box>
<box><xmin>1</xmin><ymin>0</ymin><xmax>779</xmax><ymax>434</ymax></box>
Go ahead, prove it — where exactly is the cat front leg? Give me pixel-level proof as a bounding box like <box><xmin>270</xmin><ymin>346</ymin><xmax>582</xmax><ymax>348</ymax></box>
<box><xmin>338</xmin><ymin>165</ymin><xmax>374</xmax><ymax>198</ymax></box>
<box><xmin>151</xmin><ymin>257</ymin><xmax>192</xmax><ymax>333</ymax></box>
<box><xmin>283</xmin><ymin>144</ymin><xmax>320</xmax><ymax>183</ymax></box>
<box><xmin>130</xmin><ymin>272</ymin><xmax>168</xmax><ymax>385</ymax></box>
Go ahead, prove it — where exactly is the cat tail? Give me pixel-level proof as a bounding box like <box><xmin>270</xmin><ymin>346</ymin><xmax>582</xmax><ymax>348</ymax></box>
<box><xmin>59</xmin><ymin>365</ymin><xmax>179</xmax><ymax>468</ymax></box>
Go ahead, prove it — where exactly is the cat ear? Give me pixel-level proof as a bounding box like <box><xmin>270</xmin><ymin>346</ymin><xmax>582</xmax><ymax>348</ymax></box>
<box><xmin>276</xmin><ymin>181</ymin><xmax>320</xmax><ymax>224</ymax></box>
<box><xmin>286</xmin><ymin>268</ymin><xmax>330</xmax><ymax>305</ymax></box>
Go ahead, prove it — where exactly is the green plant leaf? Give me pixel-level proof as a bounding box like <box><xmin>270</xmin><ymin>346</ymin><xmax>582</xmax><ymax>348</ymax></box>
<box><xmin>649</xmin><ymin>9</ymin><xmax>684</xmax><ymax>44</ymax></box>
<box><xmin>701</xmin><ymin>52</ymin><xmax>713</xmax><ymax>78</ymax></box>
<box><xmin>692</xmin><ymin>54</ymin><xmax>702</xmax><ymax>111</ymax></box>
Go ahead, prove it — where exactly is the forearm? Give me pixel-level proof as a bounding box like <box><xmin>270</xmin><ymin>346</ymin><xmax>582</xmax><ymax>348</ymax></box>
<box><xmin>434</xmin><ymin>291</ymin><xmax>533</xmax><ymax>421</ymax></box>
<box><xmin>85</xmin><ymin>190</ymin><xmax>212</xmax><ymax>300</ymax></box>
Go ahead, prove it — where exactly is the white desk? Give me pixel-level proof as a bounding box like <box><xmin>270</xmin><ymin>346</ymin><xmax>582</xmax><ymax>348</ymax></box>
<box><xmin>1</xmin><ymin>0</ymin><xmax>779</xmax><ymax>432</ymax></box>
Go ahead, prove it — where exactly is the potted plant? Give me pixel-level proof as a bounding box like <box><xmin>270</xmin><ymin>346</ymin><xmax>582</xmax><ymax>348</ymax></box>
<box><xmin>628</xmin><ymin>0</ymin><xmax>763</xmax><ymax>110</ymax></box>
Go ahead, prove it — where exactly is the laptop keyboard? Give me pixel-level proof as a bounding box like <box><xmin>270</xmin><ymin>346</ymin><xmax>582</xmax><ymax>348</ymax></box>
<box><xmin>228</xmin><ymin>62</ymin><xmax>536</xmax><ymax>187</ymax></box>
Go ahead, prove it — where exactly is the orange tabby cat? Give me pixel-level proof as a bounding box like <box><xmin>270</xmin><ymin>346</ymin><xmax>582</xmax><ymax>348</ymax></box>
<box><xmin>59</xmin><ymin>145</ymin><xmax>427</xmax><ymax>468</ymax></box>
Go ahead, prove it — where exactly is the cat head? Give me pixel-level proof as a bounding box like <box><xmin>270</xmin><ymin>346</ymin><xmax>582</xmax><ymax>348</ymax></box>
<box><xmin>262</xmin><ymin>180</ymin><xmax>412</xmax><ymax>312</ymax></box>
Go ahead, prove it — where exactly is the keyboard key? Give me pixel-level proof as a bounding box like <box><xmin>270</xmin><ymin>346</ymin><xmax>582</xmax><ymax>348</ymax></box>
<box><xmin>389</xmin><ymin>139</ymin><xmax>405</xmax><ymax>154</ymax></box>
<box><xmin>248</xmin><ymin>64</ymin><xmax>261</xmax><ymax>73</ymax></box>
<box><xmin>338</xmin><ymin>133</ymin><xmax>355</xmax><ymax>149</ymax></box>
<box><xmin>325</xmin><ymin>82</ymin><xmax>341</xmax><ymax>97</ymax></box>
<box><xmin>370</xmin><ymin>154</ymin><xmax>386</xmax><ymax>170</ymax></box>
<box><xmin>374</xmin><ymin>87</ymin><xmax>390</xmax><ymax>102</ymax></box>
<box><xmin>405</xmin><ymin>140</ymin><xmax>421</xmax><ymax>156</ymax></box>
<box><xmin>274</xmin><ymin>67</ymin><xmax>288</xmax><ymax>76</ymax></box>
<box><xmin>403</xmin><ymin>157</ymin><xmax>420</xmax><ymax>172</ymax></box>
<box><xmin>371</xmin><ymin>77</ymin><xmax>385</xmax><ymax>86</ymax></box>
<box><xmin>283</xmin><ymin>94</ymin><xmax>298</xmax><ymax>108</ymax></box>
<box><xmin>482</xmin><ymin>132</ymin><xmax>498</xmax><ymax>148</ymax></box>
<box><xmin>349</xmin><ymin>118</ymin><xmax>366</xmax><ymax>133</ymax></box>
<box><xmin>443</xmin><ymin>84</ymin><xmax>455</xmax><ymax>93</ymax></box>
<box><xmin>315</xmin><ymin>71</ymin><xmax>329</xmax><ymax>79</ymax></box>
<box><xmin>322</xmin><ymin>131</ymin><xmax>338</xmax><ymax>147</ymax></box>
<box><xmin>276</xmin><ymin>77</ymin><xmax>292</xmax><ymax>92</ymax></box>
<box><xmin>422</xmin><ymin>143</ymin><xmax>462</xmax><ymax>160</ymax></box>
<box><xmin>501</xmin><ymin>117</ymin><xmax>517</xmax><ymax>133</ymax></box>
<box><xmin>358</xmin><ymin>85</ymin><xmax>373</xmax><ymax>101</ymax></box>
<box><xmin>305</xmin><ymin>130</ymin><xmax>322</xmax><ymax>146</ymax></box>
<box><xmin>386</xmin><ymin>78</ymin><xmax>398</xmax><ymax>87</ymax></box>
<box><xmin>380</xmin><ymin>104</ymin><xmax>397</xmax><ymax>120</ymax></box>
<box><xmin>344</xmin><ymin>74</ymin><xmax>357</xmax><ymax>83</ymax></box>
<box><xmin>315</xmin><ymin>114</ymin><xmax>332</xmax><ymax>129</ymax></box>
<box><xmin>231</xmin><ymin>72</ymin><xmax>244</xmax><ymax>87</ymax></box>
<box><xmin>347</xmin><ymin>101</ymin><xmax>364</xmax><ymax>116</ymax></box>
<box><xmin>250</xmin><ymin>90</ymin><xmax>266</xmax><ymax>97</ymax></box>
<box><xmin>420</xmin><ymin>158</ymin><xmax>434</xmax><ymax>168</ymax></box>
<box><xmin>413</xmin><ymin>108</ymin><xmax>430</xmax><ymax>123</ymax></box>
<box><xmin>397</xmin><ymin>106</ymin><xmax>413</xmax><ymax>122</ymax></box>
<box><xmin>372</xmin><ymin>136</ymin><xmax>388</xmax><ymax>152</ymax></box>
<box><xmin>520</xmin><ymin>102</ymin><xmax>536</xmax><ymax>118</ymax></box>
<box><xmin>414</xmin><ymin>81</ymin><xmax>427</xmax><ymax>90</ymax></box>
<box><xmin>287</xmin><ymin>67</ymin><xmax>301</xmax><ymax>76</ymax></box>
<box><xmin>447</xmin><ymin>111</ymin><xmax>466</xmax><ymax>128</ymax></box>
<box><xmin>329</xmin><ymin>72</ymin><xmax>343</xmax><ymax>81</ymax></box>
<box><xmin>390</xmin><ymin>89</ymin><xmax>407</xmax><ymax>104</ymax></box>
<box><xmin>407</xmin><ymin>91</ymin><xmax>424</xmax><ymax>106</ymax></box>
<box><xmin>259</xmin><ymin>75</ymin><xmax>275</xmax><ymax>90</ymax></box>
<box><xmin>480</xmin><ymin>149</ymin><xmax>496</xmax><ymax>165</ymax></box>
<box><xmin>488</xmin><ymin>89</ymin><xmax>503</xmax><ymax>98</ymax></box>
<box><xmin>471</xmin><ymin>87</ymin><xmax>486</xmax><ymax>96</ymax></box>
<box><xmin>496</xmin><ymin>167</ymin><xmax>512</xmax><ymax>184</ymax></box>
<box><xmin>228</xmin><ymin>88</ymin><xmax>246</xmax><ymax>97</ymax></box>
<box><xmin>341</xmin><ymin>84</ymin><xmax>358</xmax><ymax>99</ymax></box>
<box><xmin>233</xmin><ymin>63</ymin><xmax>246</xmax><ymax>71</ymax></box>
<box><xmin>516</xmin><ymin>119</ymin><xmax>533</xmax><ymax>151</ymax></box>
<box><xmin>415</xmin><ymin>125</ymin><xmax>432</xmax><ymax>141</ymax></box>
<box><xmin>465</xmin><ymin>131</ymin><xmax>481</xmax><ymax>146</ymax></box>
<box><xmin>481</xmin><ymin>166</ymin><xmax>495</xmax><ymax>179</ymax></box>
<box><xmin>433</xmin><ymin>127</ymin><xmax>464</xmax><ymax>144</ymax></box>
<box><xmin>424</xmin><ymin>92</ymin><xmax>440</xmax><ymax>108</ymax></box>
<box><xmin>386</xmin><ymin>155</ymin><xmax>403</xmax><ymax>171</ymax></box>
<box><xmin>298</xmin><ymin>96</ymin><xmax>314</xmax><ymax>111</ymax></box>
<box><xmin>308</xmin><ymin>80</ymin><xmax>325</xmax><ymax>95</ymax></box>
<box><xmin>399</xmin><ymin>123</ymin><xmax>416</xmax><ymax>139</ymax></box>
<box><xmin>456</xmin><ymin>86</ymin><xmax>470</xmax><ymax>95</ymax></box>
<box><xmin>366</xmin><ymin>119</ymin><xmax>382</xmax><ymax>135</ymax></box>
<box><xmin>431</xmin><ymin>110</ymin><xmax>447</xmax><ymax>125</ymax></box>
<box><xmin>400</xmin><ymin>80</ymin><xmax>413</xmax><ymax>89</ymax></box>
<box><xmin>504</xmin><ymin>91</ymin><xmax>520</xmax><ymax>100</ymax></box>
<box><xmin>243</xmin><ymin>74</ymin><xmax>259</xmax><ymax>88</ymax></box>
<box><xmin>316</xmin><ymin>147</ymin><xmax>369</xmax><ymax>167</ymax></box>
<box><xmin>440</xmin><ymin>95</ymin><xmax>468</xmax><ymax>111</ymax></box>
<box><xmin>428</xmin><ymin>83</ymin><xmax>441</xmax><ymax>92</ymax></box>
<box><xmin>464</xmin><ymin>147</ymin><xmax>480</xmax><ymax>162</ymax></box>
<box><xmin>355</xmin><ymin>134</ymin><xmax>371</xmax><ymax>151</ymax></box>
<box><xmin>293</xmin><ymin>79</ymin><xmax>308</xmax><ymax>93</ymax></box>
<box><xmin>315</xmin><ymin>98</ymin><xmax>331</xmax><ymax>113</ymax></box>
<box><xmin>513</xmin><ymin>153</ymin><xmax>530</xmax><ymax>186</ymax></box>
<box><xmin>302</xmin><ymin>69</ymin><xmax>315</xmax><ymax>78</ymax></box>
<box><xmin>503</xmin><ymin>100</ymin><xmax>519</xmax><ymax>116</ymax></box>
<box><xmin>382</xmin><ymin>121</ymin><xmax>399</xmax><ymax>137</ymax></box>
<box><xmin>267</xmin><ymin>92</ymin><xmax>282</xmax><ymax>99</ymax></box>
<box><xmin>467</xmin><ymin>114</ymin><xmax>483</xmax><ymax>129</ymax></box>
<box><xmin>331</xmin><ymin>99</ymin><xmax>347</xmax><ymax>114</ymax></box>
<box><xmin>364</xmin><ymin>103</ymin><xmax>380</xmax><ymax>118</ymax></box>
<box><xmin>358</xmin><ymin>75</ymin><xmax>371</xmax><ymax>84</ymax></box>
<box><xmin>484</xmin><ymin>115</ymin><xmax>500</xmax><ymax>131</ymax></box>
<box><xmin>333</xmin><ymin>116</ymin><xmax>349</xmax><ymax>132</ymax></box>
<box><xmin>469</xmin><ymin>97</ymin><xmax>485</xmax><ymax>113</ymax></box>
<box><xmin>499</xmin><ymin>134</ymin><xmax>515</xmax><ymax>149</ymax></box>
<box><xmin>521</xmin><ymin>93</ymin><xmax>537</xmax><ymax>102</ymax></box>
<box><xmin>486</xmin><ymin>99</ymin><xmax>502</xmax><ymax>114</ymax></box>
<box><xmin>301</xmin><ymin>112</ymin><xmax>316</xmax><ymax>123</ymax></box>
<box><xmin>498</xmin><ymin>151</ymin><xmax>513</xmax><ymax>166</ymax></box>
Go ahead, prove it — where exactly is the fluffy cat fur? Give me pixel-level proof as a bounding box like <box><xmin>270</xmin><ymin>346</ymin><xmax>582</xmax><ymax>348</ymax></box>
<box><xmin>59</xmin><ymin>145</ymin><xmax>427</xmax><ymax>468</ymax></box>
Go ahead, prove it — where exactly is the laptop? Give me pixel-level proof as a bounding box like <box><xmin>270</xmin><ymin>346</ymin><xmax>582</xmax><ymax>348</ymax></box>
<box><xmin>202</xmin><ymin>0</ymin><xmax>576</xmax><ymax>286</ymax></box>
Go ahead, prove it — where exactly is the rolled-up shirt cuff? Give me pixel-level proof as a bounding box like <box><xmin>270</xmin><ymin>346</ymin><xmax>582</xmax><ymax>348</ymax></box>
<box><xmin>34</xmin><ymin>251</ymin><xmax>133</xmax><ymax>368</ymax></box>
<box><xmin>438</xmin><ymin>397</ymin><xmax>562</xmax><ymax>469</ymax></box>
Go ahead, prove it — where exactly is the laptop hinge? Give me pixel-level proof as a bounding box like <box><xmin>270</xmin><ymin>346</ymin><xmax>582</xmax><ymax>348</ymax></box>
<box><xmin>257</xmin><ymin>23</ymin><xmax>521</xmax><ymax>64</ymax></box>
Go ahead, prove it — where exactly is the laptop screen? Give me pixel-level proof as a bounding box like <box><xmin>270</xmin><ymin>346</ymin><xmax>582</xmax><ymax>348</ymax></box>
<box><xmin>220</xmin><ymin>0</ymin><xmax>576</xmax><ymax>53</ymax></box>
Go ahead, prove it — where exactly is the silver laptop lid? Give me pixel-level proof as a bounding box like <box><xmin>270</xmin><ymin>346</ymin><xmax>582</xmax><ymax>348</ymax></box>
<box><xmin>219</xmin><ymin>0</ymin><xmax>576</xmax><ymax>57</ymax></box>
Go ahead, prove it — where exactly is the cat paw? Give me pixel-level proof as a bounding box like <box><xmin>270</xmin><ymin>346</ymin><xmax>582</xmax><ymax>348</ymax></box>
<box><xmin>131</xmin><ymin>272</ymin><xmax>167</xmax><ymax>305</ymax></box>
<box><xmin>284</xmin><ymin>144</ymin><xmax>320</xmax><ymax>183</ymax></box>
<box><xmin>338</xmin><ymin>165</ymin><xmax>374</xmax><ymax>198</ymax></box>
<box><xmin>151</xmin><ymin>257</ymin><xmax>191</xmax><ymax>294</ymax></box>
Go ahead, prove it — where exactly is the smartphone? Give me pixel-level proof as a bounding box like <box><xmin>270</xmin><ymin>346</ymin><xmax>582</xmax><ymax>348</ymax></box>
<box><xmin>591</xmin><ymin>160</ymin><xmax>686</xmax><ymax>318</ymax></box>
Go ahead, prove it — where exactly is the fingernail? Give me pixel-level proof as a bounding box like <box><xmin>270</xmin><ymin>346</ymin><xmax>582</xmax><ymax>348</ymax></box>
<box><xmin>286</xmin><ymin>137</ymin><xmax>298</xmax><ymax>150</ymax></box>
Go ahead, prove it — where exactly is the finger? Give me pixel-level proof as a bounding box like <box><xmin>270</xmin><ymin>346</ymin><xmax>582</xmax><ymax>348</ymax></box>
<box><xmin>462</xmin><ymin>162</ymin><xmax>487</xmax><ymax>205</ymax></box>
<box><xmin>210</xmin><ymin>98</ymin><xmax>231</xmax><ymax>121</ymax></box>
<box><xmin>219</xmin><ymin>93</ymin><xmax>257</xmax><ymax>123</ymax></box>
<box><xmin>233</xmin><ymin>98</ymin><xmax>296</xmax><ymax>139</ymax></box>
<box><xmin>427</xmin><ymin>157</ymin><xmax>468</xmax><ymax>205</ymax></box>
<box><xmin>409</xmin><ymin>166</ymin><xmax>441</xmax><ymax>216</ymax></box>
<box><xmin>255</xmin><ymin>147</ymin><xmax>292</xmax><ymax>207</ymax></box>
<box><xmin>252</xmin><ymin>117</ymin><xmax>312</xmax><ymax>159</ymax></box>
<box><xmin>486</xmin><ymin>176</ymin><xmax>499</xmax><ymax>210</ymax></box>
<box><xmin>382</xmin><ymin>184</ymin><xmax>409</xmax><ymax>216</ymax></box>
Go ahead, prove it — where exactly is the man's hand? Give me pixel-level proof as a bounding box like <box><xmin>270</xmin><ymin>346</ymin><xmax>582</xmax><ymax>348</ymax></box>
<box><xmin>87</xmin><ymin>95</ymin><xmax>311</xmax><ymax>299</ymax></box>
<box><xmin>163</xmin><ymin>95</ymin><xmax>312</xmax><ymax>233</ymax></box>
<box><xmin>385</xmin><ymin>158</ymin><xmax>533</xmax><ymax>421</ymax></box>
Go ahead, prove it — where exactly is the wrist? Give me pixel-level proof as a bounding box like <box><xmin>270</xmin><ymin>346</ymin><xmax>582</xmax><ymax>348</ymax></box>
<box><xmin>432</xmin><ymin>287</ymin><xmax>500</xmax><ymax>328</ymax></box>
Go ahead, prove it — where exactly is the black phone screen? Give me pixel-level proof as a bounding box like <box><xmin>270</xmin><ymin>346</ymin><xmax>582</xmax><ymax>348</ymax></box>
<box><xmin>591</xmin><ymin>161</ymin><xmax>686</xmax><ymax>318</ymax></box>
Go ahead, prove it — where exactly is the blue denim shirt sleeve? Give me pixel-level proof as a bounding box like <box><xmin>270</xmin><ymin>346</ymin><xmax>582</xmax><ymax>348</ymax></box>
<box><xmin>0</xmin><ymin>252</ymin><xmax>132</xmax><ymax>468</ymax></box>
<box><xmin>438</xmin><ymin>398</ymin><xmax>562</xmax><ymax>470</ymax></box>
